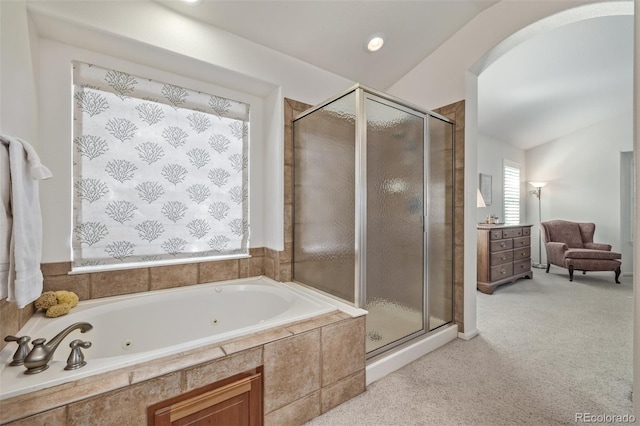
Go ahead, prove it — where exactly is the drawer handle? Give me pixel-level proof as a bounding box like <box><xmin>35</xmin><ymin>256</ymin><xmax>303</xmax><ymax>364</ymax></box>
<box><xmin>520</xmin><ymin>241</ymin><xmax>526</xmax><ymax>245</ymax></box>
<box><xmin>520</xmin><ymin>264</ymin><xmax>526</xmax><ymax>269</ymax></box>
<box><xmin>500</xmin><ymin>243</ymin><xmax>506</xmax><ymax>248</ymax></box>
<box><xmin>500</xmin><ymin>256</ymin><xmax>506</xmax><ymax>260</ymax></box>
<box><xmin>500</xmin><ymin>270</ymin><xmax>506</xmax><ymax>275</ymax></box>
<box><xmin>521</xmin><ymin>252</ymin><xmax>526</xmax><ymax>256</ymax></box>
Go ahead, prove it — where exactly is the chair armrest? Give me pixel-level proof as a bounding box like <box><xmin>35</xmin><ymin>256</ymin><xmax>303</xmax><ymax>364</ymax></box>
<box><xmin>545</xmin><ymin>242</ymin><xmax>568</xmax><ymax>265</ymax></box>
<box><xmin>584</xmin><ymin>242</ymin><xmax>612</xmax><ymax>251</ymax></box>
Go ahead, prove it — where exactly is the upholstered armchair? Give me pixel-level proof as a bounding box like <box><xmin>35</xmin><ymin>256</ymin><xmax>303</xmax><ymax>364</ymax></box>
<box><xmin>540</xmin><ymin>220</ymin><xmax>621</xmax><ymax>284</ymax></box>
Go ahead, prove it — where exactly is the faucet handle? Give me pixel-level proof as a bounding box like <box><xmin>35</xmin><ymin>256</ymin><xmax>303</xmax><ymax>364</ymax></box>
<box><xmin>65</xmin><ymin>339</ymin><xmax>91</xmax><ymax>371</ymax></box>
<box><xmin>4</xmin><ymin>335</ymin><xmax>31</xmax><ymax>366</ymax></box>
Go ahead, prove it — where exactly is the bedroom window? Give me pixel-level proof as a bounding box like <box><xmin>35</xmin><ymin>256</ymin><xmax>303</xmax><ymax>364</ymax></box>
<box><xmin>71</xmin><ymin>61</ymin><xmax>249</xmax><ymax>271</ymax></box>
<box><xmin>503</xmin><ymin>160</ymin><xmax>521</xmax><ymax>225</ymax></box>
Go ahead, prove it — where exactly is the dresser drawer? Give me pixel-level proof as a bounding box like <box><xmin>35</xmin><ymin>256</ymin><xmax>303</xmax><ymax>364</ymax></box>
<box><xmin>489</xmin><ymin>229</ymin><xmax>503</xmax><ymax>240</ymax></box>
<box><xmin>514</xmin><ymin>259</ymin><xmax>531</xmax><ymax>274</ymax></box>
<box><xmin>502</xmin><ymin>228</ymin><xmax>523</xmax><ymax>238</ymax></box>
<box><xmin>513</xmin><ymin>246</ymin><xmax>531</xmax><ymax>260</ymax></box>
<box><xmin>522</xmin><ymin>227</ymin><xmax>531</xmax><ymax>236</ymax></box>
<box><xmin>490</xmin><ymin>239</ymin><xmax>512</xmax><ymax>252</ymax></box>
<box><xmin>490</xmin><ymin>250</ymin><xmax>513</xmax><ymax>266</ymax></box>
<box><xmin>490</xmin><ymin>263</ymin><xmax>513</xmax><ymax>281</ymax></box>
<box><xmin>513</xmin><ymin>236</ymin><xmax>530</xmax><ymax>249</ymax></box>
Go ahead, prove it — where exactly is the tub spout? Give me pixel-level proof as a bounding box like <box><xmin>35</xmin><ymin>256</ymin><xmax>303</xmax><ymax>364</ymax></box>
<box><xmin>23</xmin><ymin>322</ymin><xmax>93</xmax><ymax>374</ymax></box>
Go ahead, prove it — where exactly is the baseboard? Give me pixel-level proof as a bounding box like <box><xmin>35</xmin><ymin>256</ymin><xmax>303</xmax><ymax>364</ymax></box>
<box><xmin>457</xmin><ymin>329</ymin><xmax>479</xmax><ymax>340</ymax></box>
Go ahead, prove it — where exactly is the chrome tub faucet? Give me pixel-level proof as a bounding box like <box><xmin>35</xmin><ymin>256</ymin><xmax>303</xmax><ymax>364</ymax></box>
<box><xmin>22</xmin><ymin>322</ymin><xmax>93</xmax><ymax>374</ymax></box>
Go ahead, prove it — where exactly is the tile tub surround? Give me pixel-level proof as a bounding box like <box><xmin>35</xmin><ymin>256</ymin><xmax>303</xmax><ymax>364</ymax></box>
<box><xmin>0</xmin><ymin>248</ymin><xmax>266</xmax><ymax>352</ymax></box>
<box><xmin>0</xmin><ymin>312</ymin><xmax>366</xmax><ymax>425</ymax></box>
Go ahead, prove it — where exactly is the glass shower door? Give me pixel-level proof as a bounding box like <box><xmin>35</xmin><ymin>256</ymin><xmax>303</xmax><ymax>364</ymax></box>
<box><xmin>293</xmin><ymin>93</ymin><xmax>357</xmax><ymax>303</ymax></box>
<box><xmin>365</xmin><ymin>95</ymin><xmax>425</xmax><ymax>355</ymax></box>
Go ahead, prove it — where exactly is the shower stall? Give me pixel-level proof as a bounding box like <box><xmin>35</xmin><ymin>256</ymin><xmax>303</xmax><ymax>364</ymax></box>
<box><xmin>292</xmin><ymin>85</ymin><xmax>454</xmax><ymax>359</ymax></box>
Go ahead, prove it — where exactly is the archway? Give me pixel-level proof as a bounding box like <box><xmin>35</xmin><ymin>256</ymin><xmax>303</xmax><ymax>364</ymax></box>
<box><xmin>464</xmin><ymin>0</ymin><xmax>635</xmax><ymax>413</ymax></box>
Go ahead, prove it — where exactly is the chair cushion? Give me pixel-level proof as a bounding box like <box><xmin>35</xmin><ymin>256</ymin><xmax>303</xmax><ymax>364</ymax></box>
<box><xmin>564</xmin><ymin>258</ymin><xmax>621</xmax><ymax>272</ymax></box>
<box><xmin>565</xmin><ymin>249</ymin><xmax>621</xmax><ymax>260</ymax></box>
<box><xmin>546</xmin><ymin>222</ymin><xmax>584</xmax><ymax>248</ymax></box>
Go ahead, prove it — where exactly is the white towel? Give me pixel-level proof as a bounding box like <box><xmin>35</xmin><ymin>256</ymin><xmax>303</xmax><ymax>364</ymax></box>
<box><xmin>0</xmin><ymin>144</ymin><xmax>10</xmax><ymax>300</ymax></box>
<box><xmin>0</xmin><ymin>135</ymin><xmax>52</xmax><ymax>308</ymax></box>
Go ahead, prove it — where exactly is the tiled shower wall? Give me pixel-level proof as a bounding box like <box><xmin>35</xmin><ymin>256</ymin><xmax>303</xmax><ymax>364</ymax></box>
<box><xmin>434</xmin><ymin>100</ymin><xmax>465</xmax><ymax>331</ymax></box>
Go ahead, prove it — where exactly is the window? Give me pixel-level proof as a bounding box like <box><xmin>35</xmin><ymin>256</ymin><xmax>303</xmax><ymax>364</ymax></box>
<box><xmin>503</xmin><ymin>160</ymin><xmax>521</xmax><ymax>225</ymax></box>
<box><xmin>72</xmin><ymin>61</ymin><xmax>249</xmax><ymax>270</ymax></box>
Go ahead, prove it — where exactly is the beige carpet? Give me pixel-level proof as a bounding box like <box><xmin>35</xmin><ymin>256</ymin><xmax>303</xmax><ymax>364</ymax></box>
<box><xmin>306</xmin><ymin>268</ymin><xmax>634</xmax><ymax>425</ymax></box>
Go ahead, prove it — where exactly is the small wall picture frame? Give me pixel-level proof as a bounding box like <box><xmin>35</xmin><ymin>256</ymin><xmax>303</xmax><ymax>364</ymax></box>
<box><xmin>479</xmin><ymin>173</ymin><xmax>492</xmax><ymax>206</ymax></box>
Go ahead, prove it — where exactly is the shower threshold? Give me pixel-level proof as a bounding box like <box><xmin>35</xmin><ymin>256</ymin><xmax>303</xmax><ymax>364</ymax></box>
<box><xmin>365</xmin><ymin>323</ymin><xmax>458</xmax><ymax>386</ymax></box>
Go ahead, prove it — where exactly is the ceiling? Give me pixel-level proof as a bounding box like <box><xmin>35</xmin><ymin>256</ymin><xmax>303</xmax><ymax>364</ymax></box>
<box><xmin>479</xmin><ymin>14</ymin><xmax>634</xmax><ymax>150</ymax></box>
<box><xmin>156</xmin><ymin>1</ymin><xmax>633</xmax><ymax>150</ymax></box>
<box><xmin>156</xmin><ymin>0</ymin><xmax>497</xmax><ymax>90</ymax></box>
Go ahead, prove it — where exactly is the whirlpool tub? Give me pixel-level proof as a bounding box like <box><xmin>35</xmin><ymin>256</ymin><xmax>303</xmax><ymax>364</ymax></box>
<box><xmin>0</xmin><ymin>276</ymin><xmax>343</xmax><ymax>400</ymax></box>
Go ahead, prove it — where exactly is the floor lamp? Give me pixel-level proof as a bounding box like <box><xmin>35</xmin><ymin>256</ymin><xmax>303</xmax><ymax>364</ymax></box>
<box><xmin>529</xmin><ymin>181</ymin><xmax>547</xmax><ymax>269</ymax></box>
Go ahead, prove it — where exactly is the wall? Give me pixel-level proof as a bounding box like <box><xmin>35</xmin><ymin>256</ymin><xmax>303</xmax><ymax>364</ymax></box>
<box><xmin>0</xmin><ymin>0</ymin><xmax>39</xmax><ymax>145</ymax></box>
<box><xmin>0</xmin><ymin>1</ymin><xmax>353</xmax><ymax>343</ymax></box>
<box><xmin>38</xmin><ymin>39</ymin><xmax>269</xmax><ymax>260</ymax></box>
<box><xmin>388</xmin><ymin>1</ymin><xmax>596</xmax><ymax>111</ymax></box>
<box><xmin>7</xmin><ymin>0</ymin><xmax>354</xmax><ymax>264</ymax></box>
<box><xmin>476</xmin><ymin>134</ymin><xmax>526</xmax><ymax>224</ymax></box>
<box><xmin>525</xmin><ymin>111</ymin><xmax>633</xmax><ymax>273</ymax></box>
<box><xmin>633</xmin><ymin>0</ymin><xmax>639</xmax><ymax>416</ymax></box>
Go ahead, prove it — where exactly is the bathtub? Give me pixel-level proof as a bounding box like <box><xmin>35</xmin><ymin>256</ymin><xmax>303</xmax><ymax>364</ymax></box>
<box><xmin>0</xmin><ymin>276</ymin><xmax>342</xmax><ymax>400</ymax></box>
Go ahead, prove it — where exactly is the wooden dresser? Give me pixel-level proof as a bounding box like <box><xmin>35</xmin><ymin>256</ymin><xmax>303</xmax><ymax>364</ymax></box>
<box><xmin>477</xmin><ymin>224</ymin><xmax>533</xmax><ymax>294</ymax></box>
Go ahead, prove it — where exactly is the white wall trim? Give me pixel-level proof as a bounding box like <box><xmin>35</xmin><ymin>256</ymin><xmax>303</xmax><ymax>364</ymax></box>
<box><xmin>457</xmin><ymin>329</ymin><xmax>479</xmax><ymax>341</ymax></box>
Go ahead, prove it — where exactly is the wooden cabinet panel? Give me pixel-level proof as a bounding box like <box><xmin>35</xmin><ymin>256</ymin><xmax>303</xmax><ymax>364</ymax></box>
<box><xmin>477</xmin><ymin>224</ymin><xmax>533</xmax><ymax>294</ymax></box>
<box><xmin>149</xmin><ymin>369</ymin><xmax>262</xmax><ymax>426</ymax></box>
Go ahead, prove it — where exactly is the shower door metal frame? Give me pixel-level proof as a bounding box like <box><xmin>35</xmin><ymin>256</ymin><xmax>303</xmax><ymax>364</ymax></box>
<box><xmin>355</xmin><ymin>88</ymin><xmax>366</xmax><ymax>309</ymax></box>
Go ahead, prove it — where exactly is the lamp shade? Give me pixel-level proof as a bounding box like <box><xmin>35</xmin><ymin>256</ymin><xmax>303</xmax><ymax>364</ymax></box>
<box><xmin>477</xmin><ymin>188</ymin><xmax>487</xmax><ymax>208</ymax></box>
<box><xmin>528</xmin><ymin>181</ymin><xmax>547</xmax><ymax>188</ymax></box>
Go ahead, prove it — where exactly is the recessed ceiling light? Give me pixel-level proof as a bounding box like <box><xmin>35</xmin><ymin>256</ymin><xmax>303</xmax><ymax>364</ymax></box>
<box><xmin>365</xmin><ymin>33</ymin><xmax>385</xmax><ymax>53</ymax></box>
<box><xmin>182</xmin><ymin>0</ymin><xmax>202</xmax><ymax>5</ymax></box>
